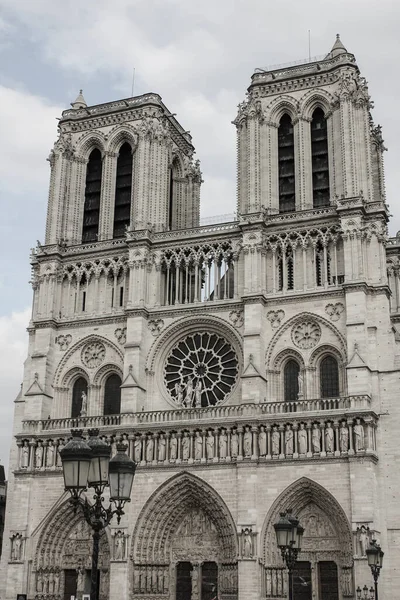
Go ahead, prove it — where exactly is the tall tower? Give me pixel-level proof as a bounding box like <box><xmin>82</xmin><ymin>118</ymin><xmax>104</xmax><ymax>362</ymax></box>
<box><xmin>1</xmin><ymin>36</ymin><xmax>399</xmax><ymax>600</ymax></box>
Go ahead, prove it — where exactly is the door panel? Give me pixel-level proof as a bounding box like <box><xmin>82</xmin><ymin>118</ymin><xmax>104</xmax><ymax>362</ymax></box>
<box><xmin>176</xmin><ymin>561</ymin><xmax>192</xmax><ymax>600</ymax></box>
<box><xmin>202</xmin><ymin>561</ymin><xmax>218</xmax><ymax>600</ymax></box>
<box><xmin>319</xmin><ymin>561</ymin><xmax>339</xmax><ymax>600</ymax></box>
<box><xmin>293</xmin><ymin>561</ymin><xmax>312</xmax><ymax>600</ymax></box>
<box><xmin>64</xmin><ymin>570</ymin><xmax>77</xmax><ymax>600</ymax></box>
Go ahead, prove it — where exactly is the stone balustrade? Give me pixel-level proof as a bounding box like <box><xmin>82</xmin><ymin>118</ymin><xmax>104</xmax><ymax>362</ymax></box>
<box><xmin>21</xmin><ymin>396</ymin><xmax>371</xmax><ymax>435</ymax></box>
<box><xmin>16</xmin><ymin>410</ymin><xmax>377</xmax><ymax>473</ymax></box>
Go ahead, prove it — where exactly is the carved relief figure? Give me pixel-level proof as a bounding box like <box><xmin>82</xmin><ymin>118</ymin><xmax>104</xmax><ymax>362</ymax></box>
<box><xmin>158</xmin><ymin>433</ymin><xmax>166</xmax><ymax>461</ymax></box>
<box><xmin>146</xmin><ymin>435</ymin><xmax>154</xmax><ymax>462</ymax></box>
<box><xmin>114</xmin><ymin>531</ymin><xmax>125</xmax><ymax>560</ymax></box>
<box><xmin>175</xmin><ymin>381</ymin><xmax>184</xmax><ymax>405</ymax></box>
<box><xmin>80</xmin><ymin>391</ymin><xmax>87</xmax><ymax>417</ymax></box>
<box><xmin>312</xmin><ymin>424</ymin><xmax>321</xmax><ymax>453</ymax></box>
<box><xmin>158</xmin><ymin>567</ymin><xmax>164</xmax><ymax>593</ymax></box>
<box><xmin>243</xmin><ymin>426</ymin><xmax>252</xmax><ymax>457</ymax></box>
<box><xmin>231</xmin><ymin>430</ymin><xmax>239</xmax><ymax>459</ymax></box>
<box><xmin>56</xmin><ymin>440</ymin><xmax>64</xmax><ymax>467</ymax></box>
<box><xmin>285</xmin><ymin>424</ymin><xmax>294</xmax><ymax>455</ymax></box>
<box><xmin>194</xmin><ymin>430</ymin><xmax>202</xmax><ymax>460</ymax></box>
<box><xmin>219</xmin><ymin>429</ymin><xmax>227</xmax><ymax>459</ymax></box>
<box><xmin>340</xmin><ymin>421</ymin><xmax>349</xmax><ymax>452</ymax></box>
<box><xmin>298</xmin><ymin>371</ymin><xmax>304</xmax><ymax>398</ymax></box>
<box><xmin>36</xmin><ymin>571</ymin><xmax>43</xmax><ymax>592</ymax></box>
<box><xmin>195</xmin><ymin>379</ymin><xmax>202</xmax><ymax>407</ymax></box>
<box><xmin>242</xmin><ymin>528</ymin><xmax>253</xmax><ymax>558</ymax></box>
<box><xmin>182</xmin><ymin>431</ymin><xmax>190</xmax><ymax>460</ymax></box>
<box><xmin>21</xmin><ymin>440</ymin><xmax>29</xmax><ymax>468</ymax></box>
<box><xmin>272</xmin><ymin>426</ymin><xmax>280</xmax><ymax>456</ymax></box>
<box><xmin>170</xmin><ymin>433</ymin><xmax>178</xmax><ymax>461</ymax></box>
<box><xmin>259</xmin><ymin>425</ymin><xmax>267</xmax><ymax>456</ymax></box>
<box><xmin>11</xmin><ymin>534</ymin><xmax>23</xmax><ymax>561</ymax></box>
<box><xmin>206</xmin><ymin>430</ymin><xmax>215</xmax><ymax>459</ymax></box>
<box><xmin>46</xmin><ymin>440</ymin><xmax>55</xmax><ymax>468</ymax></box>
<box><xmin>35</xmin><ymin>441</ymin><xmax>44</xmax><ymax>469</ymax></box>
<box><xmin>134</xmin><ymin>437</ymin><xmax>142</xmax><ymax>462</ymax></box>
<box><xmin>184</xmin><ymin>376</ymin><xmax>194</xmax><ymax>406</ymax></box>
<box><xmin>298</xmin><ymin>423</ymin><xmax>307</xmax><ymax>454</ymax></box>
<box><xmin>354</xmin><ymin>418</ymin><xmax>364</xmax><ymax>452</ymax></box>
<box><xmin>325</xmin><ymin>422</ymin><xmax>334</xmax><ymax>452</ymax></box>
<box><xmin>358</xmin><ymin>525</ymin><xmax>370</xmax><ymax>556</ymax></box>
<box><xmin>77</xmin><ymin>566</ymin><xmax>85</xmax><ymax>591</ymax></box>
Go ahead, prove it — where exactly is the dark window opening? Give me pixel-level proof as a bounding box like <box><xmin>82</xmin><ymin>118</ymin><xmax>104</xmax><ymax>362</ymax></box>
<box><xmin>293</xmin><ymin>561</ymin><xmax>312</xmax><ymax>600</ymax></box>
<box><xmin>318</xmin><ymin>561</ymin><xmax>339</xmax><ymax>600</ymax></box>
<box><xmin>168</xmin><ymin>167</ymin><xmax>174</xmax><ymax>230</ymax></box>
<box><xmin>82</xmin><ymin>148</ymin><xmax>102</xmax><ymax>243</ymax></box>
<box><xmin>82</xmin><ymin>291</ymin><xmax>86</xmax><ymax>312</ymax></box>
<box><xmin>176</xmin><ymin>562</ymin><xmax>193</xmax><ymax>600</ymax></box>
<box><xmin>111</xmin><ymin>287</ymin><xmax>114</xmax><ymax>308</ymax></box>
<box><xmin>278</xmin><ymin>114</ymin><xmax>296</xmax><ymax>213</ymax></box>
<box><xmin>284</xmin><ymin>359</ymin><xmax>300</xmax><ymax>402</ymax></box>
<box><xmin>201</xmin><ymin>562</ymin><xmax>218</xmax><ymax>600</ymax></box>
<box><xmin>287</xmin><ymin>250</ymin><xmax>294</xmax><ymax>290</ymax></box>
<box><xmin>311</xmin><ymin>108</ymin><xmax>330</xmax><ymax>208</ymax></box>
<box><xmin>320</xmin><ymin>356</ymin><xmax>339</xmax><ymax>398</ymax></box>
<box><xmin>120</xmin><ymin>286</ymin><xmax>124</xmax><ymax>307</ymax></box>
<box><xmin>71</xmin><ymin>377</ymin><xmax>88</xmax><ymax>418</ymax></box>
<box><xmin>104</xmin><ymin>373</ymin><xmax>122</xmax><ymax>415</ymax></box>
<box><xmin>113</xmin><ymin>143</ymin><xmax>133</xmax><ymax>238</ymax></box>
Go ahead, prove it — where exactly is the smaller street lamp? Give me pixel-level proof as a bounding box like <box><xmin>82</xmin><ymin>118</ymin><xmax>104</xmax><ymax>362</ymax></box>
<box><xmin>366</xmin><ymin>539</ymin><xmax>384</xmax><ymax>600</ymax></box>
<box><xmin>274</xmin><ymin>509</ymin><xmax>304</xmax><ymax>600</ymax></box>
<box><xmin>60</xmin><ymin>429</ymin><xmax>136</xmax><ymax>600</ymax></box>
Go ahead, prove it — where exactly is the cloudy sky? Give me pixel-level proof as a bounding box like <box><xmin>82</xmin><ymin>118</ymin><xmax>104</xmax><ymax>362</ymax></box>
<box><xmin>0</xmin><ymin>0</ymin><xmax>399</xmax><ymax>468</ymax></box>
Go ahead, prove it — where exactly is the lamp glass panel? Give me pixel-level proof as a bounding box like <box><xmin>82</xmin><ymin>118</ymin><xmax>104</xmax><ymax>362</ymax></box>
<box><xmin>62</xmin><ymin>458</ymin><xmax>89</xmax><ymax>490</ymax></box>
<box><xmin>109</xmin><ymin>470</ymin><xmax>133</xmax><ymax>501</ymax></box>
<box><xmin>88</xmin><ymin>455</ymin><xmax>110</xmax><ymax>487</ymax></box>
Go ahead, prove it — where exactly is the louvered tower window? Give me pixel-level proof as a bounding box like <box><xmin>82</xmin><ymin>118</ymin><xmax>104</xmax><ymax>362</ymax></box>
<box><xmin>104</xmin><ymin>374</ymin><xmax>122</xmax><ymax>415</ymax></box>
<box><xmin>320</xmin><ymin>356</ymin><xmax>339</xmax><ymax>398</ymax></box>
<box><xmin>113</xmin><ymin>143</ymin><xmax>133</xmax><ymax>238</ymax></box>
<box><xmin>284</xmin><ymin>359</ymin><xmax>300</xmax><ymax>402</ymax></box>
<box><xmin>311</xmin><ymin>108</ymin><xmax>330</xmax><ymax>207</ymax></box>
<box><xmin>71</xmin><ymin>377</ymin><xmax>88</xmax><ymax>418</ymax></box>
<box><xmin>82</xmin><ymin>149</ymin><xmax>102</xmax><ymax>242</ymax></box>
<box><xmin>278</xmin><ymin>114</ymin><xmax>296</xmax><ymax>213</ymax></box>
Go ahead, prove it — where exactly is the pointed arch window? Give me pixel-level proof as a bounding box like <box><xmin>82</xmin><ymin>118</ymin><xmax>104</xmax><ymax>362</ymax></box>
<box><xmin>113</xmin><ymin>143</ymin><xmax>133</xmax><ymax>238</ymax></box>
<box><xmin>82</xmin><ymin>148</ymin><xmax>102</xmax><ymax>243</ymax></box>
<box><xmin>311</xmin><ymin>108</ymin><xmax>330</xmax><ymax>207</ymax></box>
<box><xmin>104</xmin><ymin>373</ymin><xmax>122</xmax><ymax>415</ymax></box>
<box><xmin>284</xmin><ymin>359</ymin><xmax>300</xmax><ymax>402</ymax></box>
<box><xmin>168</xmin><ymin>157</ymin><xmax>182</xmax><ymax>230</ymax></box>
<box><xmin>320</xmin><ymin>356</ymin><xmax>339</xmax><ymax>398</ymax></box>
<box><xmin>278</xmin><ymin>114</ymin><xmax>296</xmax><ymax>213</ymax></box>
<box><xmin>71</xmin><ymin>377</ymin><xmax>88</xmax><ymax>418</ymax></box>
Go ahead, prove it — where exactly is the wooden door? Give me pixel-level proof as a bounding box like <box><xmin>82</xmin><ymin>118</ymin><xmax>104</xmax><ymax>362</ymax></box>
<box><xmin>201</xmin><ymin>562</ymin><xmax>218</xmax><ymax>600</ymax></box>
<box><xmin>318</xmin><ymin>561</ymin><xmax>339</xmax><ymax>600</ymax></box>
<box><xmin>63</xmin><ymin>569</ymin><xmax>77</xmax><ymax>600</ymax></box>
<box><xmin>293</xmin><ymin>561</ymin><xmax>312</xmax><ymax>600</ymax></box>
<box><xmin>176</xmin><ymin>561</ymin><xmax>192</xmax><ymax>600</ymax></box>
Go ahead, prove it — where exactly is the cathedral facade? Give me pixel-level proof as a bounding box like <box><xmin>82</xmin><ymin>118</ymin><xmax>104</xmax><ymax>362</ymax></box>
<box><xmin>1</xmin><ymin>36</ymin><xmax>399</xmax><ymax>600</ymax></box>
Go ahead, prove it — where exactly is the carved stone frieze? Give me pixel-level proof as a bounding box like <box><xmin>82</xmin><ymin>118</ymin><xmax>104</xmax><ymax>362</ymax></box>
<box><xmin>148</xmin><ymin>319</ymin><xmax>164</xmax><ymax>336</ymax></box>
<box><xmin>267</xmin><ymin>310</ymin><xmax>285</xmax><ymax>329</ymax></box>
<box><xmin>114</xmin><ymin>327</ymin><xmax>127</xmax><ymax>345</ymax></box>
<box><xmin>325</xmin><ymin>302</ymin><xmax>345</xmax><ymax>321</ymax></box>
<box><xmin>55</xmin><ymin>334</ymin><xmax>72</xmax><ymax>351</ymax></box>
<box><xmin>229</xmin><ymin>310</ymin><xmax>244</xmax><ymax>328</ymax></box>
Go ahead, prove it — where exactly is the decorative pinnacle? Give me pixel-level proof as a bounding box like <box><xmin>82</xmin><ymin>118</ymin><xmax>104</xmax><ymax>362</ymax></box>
<box><xmin>71</xmin><ymin>89</ymin><xmax>87</xmax><ymax>109</ymax></box>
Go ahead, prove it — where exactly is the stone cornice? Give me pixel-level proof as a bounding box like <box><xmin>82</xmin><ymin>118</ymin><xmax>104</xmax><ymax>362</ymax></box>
<box><xmin>31</xmin><ymin>314</ymin><xmax>127</xmax><ymax>330</ymax></box>
<box><xmin>146</xmin><ymin>301</ymin><xmax>243</xmax><ymax>321</ymax></box>
<box><xmin>342</xmin><ymin>282</ymin><xmax>391</xmax><ymax>298</ymax></box>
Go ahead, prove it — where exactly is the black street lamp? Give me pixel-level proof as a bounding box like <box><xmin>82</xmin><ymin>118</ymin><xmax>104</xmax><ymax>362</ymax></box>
<box><xmin>356</xmin><ymin>585</ymin><xmax>375</xmax><ymax>599</ymax></box>
<box><xmin>60</xmin><ymin>429</ymin><xmax>136</xmax><ymax>600</ymax></box>
<box><xmin>366</xmin><ymin>539</ymin><xmax>384</xmax><ymax>600</ymax></box>
<box><xmin>274</xmin><ymin>509</ymin><xmax>304</xmax><ymax>600</ymax></box>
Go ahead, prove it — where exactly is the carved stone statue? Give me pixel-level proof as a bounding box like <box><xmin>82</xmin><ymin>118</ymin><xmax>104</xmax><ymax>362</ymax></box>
<box><xmin>325</xmin><ymin>422</ymin><xmax>334</xmax><ymax>452</ymax></box>
<box><xmin>219</xmin><ymin>430</ymin><xmax>227</xmax><ymax>459</ymax></box>
<box><xmin>358</xmin><ymin>525</ymin><xmax>370</xmax><ymax>556</ymax></box>
<box><xmin>54</xmin><ymin>570</ymin><xmax>60</xmax><ymax>593</ymax></box>
<box><xmin>170</xmin><ymin>433</ymin><xmax>178</xmax><ymax>461</ymax></box>
<box><xmin>21</xmin><ymin>440</ymin><xmax>29</xmax><ymax>468</ymax></box>
<box><xmin>191</xmin><ymin>566</ymin><xmax>200</xmax><ymax>600</ymax></box>
<box><xmin>182</xmin><ymin>431</ymin><xmax>190</xmax><ymax>460</ymax></box>
<box><xmin>354</xmin><ymin>418</ymin><xmax>364</xmax><ymax>452</ymax></box>
<box><xmin>35</xmin><ymin>441</ymin><xmax>44</xmax><ymax>469</ymax></box>
<box><xmin>134</xmin><ymin>437</ymin><xmax>142</xmax><ymax>462</ymax></box>
<box><xmin>184</xmin><ymin>376</ymin><xmax>194</xmax><ymax>407</ymax></box>
<box><xmin>285</xmin><ymin>424</ymin><xmax>294</xmax><ymax>455</ymax></box>
<box><xmin>158</xmin><ymin>433</ymin><xmax>166</xmax><ymax>461</ymax></box>
<box><xmin>46</xmin><ymin>440</ymin><xmax>55</xmax><ymax>468</ymax></box>
<box><xmin>80</xmin><ymin>390</ymin><xmax>87</xmax><ymax>417</ymax></box>
<box><xmin>242</xmin><ymin>528</ymin><xmax>253</xmax><ymax>558</ymax></box>
<box><xmin>158</xmin><ymin>567</ymin><xmax>164</xmax><ymax>593</ymax></box>
<box><xmin>146</xmin><ymin>435</ymin><xmax>154</xmax><ymax>462</ymax></box>
<box><xmin>56</xmin><ymin>440</ymin><xmax>64</xmax><ymax>467</ymax></box>
<box><xmin>77</xmin><ymin>565</ymin><xmax>86</xmax><ymax>591</ymax></box>
<box><xmin>36</xmin><ymin>570</ymin><xmax>43</xmax><ymax>592</ymax></box>
<box><xmin>298</xmin><ymin>423</ymin><xmax>307</xmax><ymax>454</ymax></box>
<box><xmin>206</xmin><ymin>430</ymin><xmax>215</xmax><ymax>460</ymax></box>
<box><xmin>114</xmin><ymin>531</ymin><xmax>125</xmax><ymax>560</ymax></box>
<box><xmin>312</xmin><ymin>423</ymin><xmax>321</xmax><ymax>453</ymax></box>
<box><xmin>195</xmin><ymin>379</ymin><xmax>202</xmax><ymax>407</ymax></box>
<box><xmin>340</xmin><ymin>421</ymin><xmax>349</xmax><ymax>452</ymax></box>
<box><xmin>341</xmin><ymin>568</ymin><xmax>353</xmax><ymax>596</ymax></box>
<box><xmin>259</xmin><ymin>425</ymin><xmax>267</xmax><ymax>456</ymax></box>
<box><xmin>272</xmin><ymin>426</ymin><xmax>280</xmax><ymax>456</ymax></box>
<box><xmin>194</xmin><ymin>430</ymin><xmax>202</xmax><ymax>460</ymax></box>
<box><xmin>11</xmin><ymin>534</ymin><xmax>22</xmax><ymax>561</ymax></box>
<box><xmin>243</xmin><ymin>426</ymin><xmax>252</xmax><ymax>457</ymax></box>
<box><xmin>298</xmin><ymin>371</ymin><xmax>304</xmax><ymax>398</ymax></box>
<box><xmin>175</xmin><ymin>381</ymin><xmax>184</xmax><ymax>405</ymax></box>
<box><xmin>231</xmin><ymin>430</ymin><xmax>238</xmax><ymax>459</ymax></box>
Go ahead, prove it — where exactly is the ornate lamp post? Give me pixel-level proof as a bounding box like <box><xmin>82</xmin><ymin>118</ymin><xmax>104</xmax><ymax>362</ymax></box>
<box><xmin>356</xmin><ymin>585</ymin><xmax>375</xmax><ymax>599</ymax></box>
<box><xmin>274</xmin><ymin>509</ymin><xmax>304</xmax><ymax>600</ymax></box>
<box><xmin>60</xmin><ymin>429</ymin><xmax>136</xmax><ymax>600</ymax></box>
<box><xmin>366</xmin><ymin>539</ymin><xmax>384</xmax><ymax>600</ymax></box>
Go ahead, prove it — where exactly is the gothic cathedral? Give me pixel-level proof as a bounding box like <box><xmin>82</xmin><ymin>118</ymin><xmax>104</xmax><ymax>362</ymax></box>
<box><xmin>1</xmin><ymin>36</ymin><xmax>399</xmax><ymax>600</ymax></box>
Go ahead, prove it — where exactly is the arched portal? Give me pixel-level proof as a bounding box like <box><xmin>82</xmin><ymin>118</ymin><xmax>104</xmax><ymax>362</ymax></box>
<box><xmin>33</xmin><ymin>500</ymin><xmax>110</xmax><ymax>600</ymax></box>
<box><xmin>131</xmin><ymin>472</ymin><xmax>238</xmax><ymax>599</ymax></box>
<box><xmin>261</xmin><ymin>478</ymin><xmax>353</xmax><ymax>600</ymax></box>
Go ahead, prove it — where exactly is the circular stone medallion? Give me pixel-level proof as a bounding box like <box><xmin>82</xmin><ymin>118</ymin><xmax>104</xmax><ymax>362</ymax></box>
<box><xmin>291</xmin><ymin>321</ymin><xmax>321</xmax><ymax>349</ymax></box>
<box><xmin>81</xmin><ymin>341</ymin><xmax>106</xmax><ymax>368</ymax></box>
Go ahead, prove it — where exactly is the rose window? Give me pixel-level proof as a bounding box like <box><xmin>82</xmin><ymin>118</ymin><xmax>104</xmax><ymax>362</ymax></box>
<box><xmin>291</xmin><ymin>321</ymin><xmax>321</xmax><ymax>349</ymax></box>
<box><xmin>81</xmin><ymin>342</ymin><xmax>106</xmax><ymax>368</ymax></box>
<box><xmin>164</xmin><ymin>332</ymin><xmax>239</xmax><ymax>407</ymax></box>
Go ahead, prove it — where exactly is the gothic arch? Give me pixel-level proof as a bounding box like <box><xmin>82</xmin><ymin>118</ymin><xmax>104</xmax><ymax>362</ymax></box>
<box><xmin>309</xmin><ymin>343</ymin><xmax>345</xmax><ymax>369</ymax></box>
<box><xmin>267</xmin><ymin>95</ymin><xmax>300</xmax><ymax>127</ymax></box>
<box><xmin>261</xmin><ymin>477</ymin><xmax>353</xmax><ymax>567</ymax></box>
<box><xmin>60</xmin><ymin>366</ymin><xmax>89</xmax><ymax>388</ymax></box>
<box><xmin>54</xmin><ymin>334</ymin><xmax>124</xmax><ymax>386</ymax></box>
<box><xmin>107</xmin><ymin>125</ymin><xmax>139</xmax><ymax>154</ymax></box>
<box><xmin>75</xmin><ymin>131</ymin><xmax>107</xmax><ymax>159</ymax></box>
<box><xmin>300</xmin><ymin>89</ymin><xmax>335</xmax><ymax>121</ymax></box>
<box><xmin>93</xmin><ymin>362</ymin><xmax>123</xmax><ymax>386</ymax></box>
<box><xmin>131</xmin><ymin>471</ymin><xmax>238</xmax><ymax>564</ymax></box>
<box><xmin>272</xmin><ymin>348</ymin><xmax>305</xmax><ymax>371</ymax></box>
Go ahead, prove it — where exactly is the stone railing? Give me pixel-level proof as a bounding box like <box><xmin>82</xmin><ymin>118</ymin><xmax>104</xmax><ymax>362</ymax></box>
<box><xmin>21</xmin><ymin>397</ymin><xmax>371</xmax><ymax>434</ymax></box>
<box><xmin>16</xmin><ymin>400</ymin><xmax>377</xmax><ymax>473</ymax></box>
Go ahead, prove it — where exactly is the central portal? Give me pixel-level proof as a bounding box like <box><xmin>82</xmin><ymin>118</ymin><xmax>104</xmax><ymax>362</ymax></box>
<box><xmin>176</xmin><ymin>561</ymin><xmax>218</xmax><ymax>600</ymax></box>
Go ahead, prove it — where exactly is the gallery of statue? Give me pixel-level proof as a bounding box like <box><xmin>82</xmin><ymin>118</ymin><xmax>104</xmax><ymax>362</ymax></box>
<box><xmin>1</xmin><ymin>36</ymin><xmax>399</xmax><ymax>600</ymax></box>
